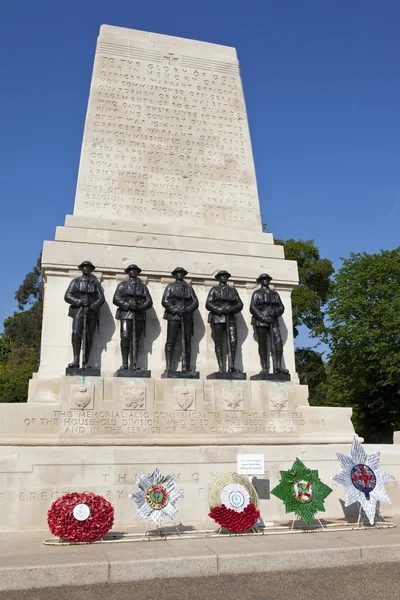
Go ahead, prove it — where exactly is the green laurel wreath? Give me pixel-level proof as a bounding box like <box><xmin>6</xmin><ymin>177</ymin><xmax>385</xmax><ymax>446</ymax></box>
<box><xmin>271</xmin><ymin>458</ymin><xmax>332</xmax><ymax>525</ymax></box>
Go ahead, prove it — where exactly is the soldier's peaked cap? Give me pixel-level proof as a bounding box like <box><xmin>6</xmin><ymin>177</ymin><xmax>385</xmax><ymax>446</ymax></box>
<box><xmin>124</xmin><ymin>264</ymin><xmax>142</xmax><ymax>274</ymax></box>
<box><xmin>78</xmin><ymin>260</ymin><xmax>96</xmax><ymax>270</ymax></box>
<box><xmin>257</xmin><ymin>273</ymin><xmax>273</xmax><ymax>282</ymax></box>
<box><xmin>215</xmin><ymin>270</ymin><xmax>231</xmax><ymax>279</ymax></box>
<box><xmin>171</xmin><ymin>266</ymin><xmax>188</xmax><ymax>276</ymax></box>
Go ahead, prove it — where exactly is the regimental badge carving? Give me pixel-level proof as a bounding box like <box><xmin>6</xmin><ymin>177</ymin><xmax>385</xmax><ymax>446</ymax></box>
<box><xmin>222</xmin><ymin>387</ymin><xmax>244</xmax><ymax>410</ymax></box>
<box><xmin>174</xmin><ymin>386</ymin><xmax>195</xmax><ymax>411</ymax></box>
<box><xmin>269</xmin><ymin>388</ymin><xmax>289</xmax><ymax>411</ymax></box>
<box><xmin>73</xmin><ymin>386</ymin><xmax>93</xmax><ymax>410</ymax></box>
<box><xmin>124</xmin><ymin>387</ymin><xmax>146</xmax><ymax>409</ymax></box>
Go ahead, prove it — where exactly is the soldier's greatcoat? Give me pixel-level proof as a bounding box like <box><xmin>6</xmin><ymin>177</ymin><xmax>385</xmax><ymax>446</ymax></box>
<box><xmin>64</xmin><ymin>275</ymin><xmax>105</xmax><ymax>321</ymax></box>
<box><xmin>206</xmin><ymin>284</ymin><xmax>243</xmax><ymax>324</ymax></box>
<box><xmin>250</xmin><ymin>288</ymin><xmax>284</xmax><ymax>327</ymax></box>
<box><xmin>113</xmin><ymin>279</ymin><xmax>153</xmax><ymax>321</ymax></box>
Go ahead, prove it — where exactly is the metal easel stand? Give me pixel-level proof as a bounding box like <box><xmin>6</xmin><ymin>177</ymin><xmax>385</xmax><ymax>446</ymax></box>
<box><xmin>141</xmin><ymin>518</ymin><xmax>182</xmax><ymax>540</ymax></box>
<box><xmin>290</xmin><ymin>515</ymin><xmax>326</xmax><ymax>532</ymax></box>
<box><xmin>356</xmin><ymin>503</ymin><xmax>390</xmax><ymax>528</ymax></box>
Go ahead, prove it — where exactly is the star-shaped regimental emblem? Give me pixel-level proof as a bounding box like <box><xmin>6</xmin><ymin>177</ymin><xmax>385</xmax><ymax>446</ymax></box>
<box><xmin>129</xmin><ymin>468</ymin><xmax>184</xmax><ymax>526</ymax></box>
<box><xmin>332</xmin><ymin>436</ymin><xmax>395</xmax><ymax>525</ymax></box>
<box><xmin>271</xmin><ymin>458</ymin><xmax>332</xmax><ymax>525</ymax></box>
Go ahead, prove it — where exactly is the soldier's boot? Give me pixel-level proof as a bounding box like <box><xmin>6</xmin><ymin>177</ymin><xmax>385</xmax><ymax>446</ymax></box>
<box><xmin>183</xmin><ymin>350</ymin><xmax>191</xmax><ymax>372</ymax></box>
<box><xmin>165</xmin><ymin>347</ymin><xmax>174</xmax><ymax>373</ymax></box>
<box><xmin>130</xmin><ymin>340</ymin><xmax>141</xmax><ymax>371</ymax></box>
<box><xmin>120</xmin><ymin>345</ymin><xmax>129</xmax><ymax>370</ymax></box>
<box><xmin>229</xmin><ymin>350</ymin><xmax>241</xmax><ymax>373</ymax></box>
<box><xmin>274</xmin><ymin>351</ymin><xmax>289</xmax><ymax>375</ymax></box>
<box><xmin>259</xmin><ymin>350</ymin><xmax>269</xmax><ymax>374</ymax></box>
<box><xmin>216</xmin><ymin>348</ymin><xmax>225</xmax><ymax>373</ymax></box>
<box><xmin>68</xmin><ymin>334</ymin><xmax>81</xmax><ymax>368</ymax></box>
<box><xmin>83</xmin><ymin>341</ymin><xmax>93</xmax><ymax>369</ymax></box>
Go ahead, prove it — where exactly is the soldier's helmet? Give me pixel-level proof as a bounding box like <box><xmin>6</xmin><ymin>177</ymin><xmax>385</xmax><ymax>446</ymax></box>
<box><xmin>256</xmin><ymin>273</ymin><xmax>273</xmax><ymax>283</ymax></box>
<box><xmin>124</xmin><ymin>264</ymin><xmax>142</xmax><ymax>274</ymax></box>
<box><xmin>215</xmin><ymin>270</ymin><xmax>231</xmax><ymax>280</ymax></box>
<box><xmin>78</xmin><ymin>260</ymin><xmax>96</xmax><ymax>271</ymax></box>
<box><xmin>171</xmin><ymin>267</ymin><xmax>188</xmax><ymax>277</ymax></box>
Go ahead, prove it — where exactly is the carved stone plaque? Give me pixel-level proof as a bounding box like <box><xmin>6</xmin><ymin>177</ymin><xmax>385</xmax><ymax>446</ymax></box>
<box><xmin>70</xmin><ymin>385</ymin><xmax>94</xmax><ymax>410</ymax></box>
<box><xmin>222</xmin><ymin>387</ymin><xmax>244</xmax><ymax>410</ymax></box>
<box><xmin>269</xmin><ymin>387</ymin><xmax>289</xmax><ymax>411</ymax></box>
<box><xmin>124</xmin><ymin>387</ymin><xmax>146</xmax><ymax>410</ymax></box>
<box><xmin>174</xmin><ymin>386</ymin><xmax>195</xmax><ymax>411</ymax></box>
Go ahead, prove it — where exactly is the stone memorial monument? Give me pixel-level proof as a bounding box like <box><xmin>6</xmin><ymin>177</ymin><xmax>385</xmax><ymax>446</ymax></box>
<box><xmin>1</xmin><ymin>25</ymin><xmax>396</xmax><ymax>533</ymax></box>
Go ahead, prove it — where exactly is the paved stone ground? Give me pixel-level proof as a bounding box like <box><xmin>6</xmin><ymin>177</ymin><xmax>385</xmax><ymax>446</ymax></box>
<box><xmin>1</xmin><ymin>564</ymin><xmax>400</xmax><ymax>600</ymax></box>
<box><xmin>1</xmin><ymin>523</ymin><xmax>400</xmax><ymax>594</ymax></box>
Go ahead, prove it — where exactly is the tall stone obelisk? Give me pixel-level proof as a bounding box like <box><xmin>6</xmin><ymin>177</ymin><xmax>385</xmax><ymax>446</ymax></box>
<box><xmin>37</xmin><ymin>25</ymin><xmax>299</xmax><ymax>381</ymax></box>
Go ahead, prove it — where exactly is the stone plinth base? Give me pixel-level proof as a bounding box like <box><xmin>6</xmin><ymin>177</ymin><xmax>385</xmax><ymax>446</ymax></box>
<box><xmin>115</xmin><ymin>369</ymin><xmax>151</xmax><ymax>378</ymax></box>
<box><xmin>251</xmin><ymin>373</ymin><xmax>291</xmax><ymax>382</ymax></box>
<box><xmin>207</xmin><ymin>372</ymin><xmax>247</xmax><ymax>380</ymax></box>
<box><xmin>7</xmin><ymin>377</ymin><xmax>356</xmax><ymax>446</ymax></box>
<box><xmin>0</xmin><ymin>442</ymin><xmax>399</xmax><ymax>532</ymax></box>
<box><xmin>161</xmin><ymin>371</ymin><xmax>200</xmax><ymax>379</ymax></box>
<box><xmin>65</xmin><ymin>367</ymin><xmax>101</xmax><ymax>376</ymax></box>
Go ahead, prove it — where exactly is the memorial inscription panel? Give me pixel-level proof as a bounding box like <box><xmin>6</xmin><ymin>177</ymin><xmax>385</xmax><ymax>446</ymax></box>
<box><xmin>73</xmin><ymin>27</ymin><xmax>262</xmax><ymax>231</ymax></box>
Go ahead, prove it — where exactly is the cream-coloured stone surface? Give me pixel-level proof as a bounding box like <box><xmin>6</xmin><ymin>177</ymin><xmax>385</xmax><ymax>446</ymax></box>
<box><xmin>0</xmin><ymin>443</ymin><xmax>399</xmax><ymax>532</ymax></box>
<box><xmin>3</xmin><ymin>379</ymin><xmax>355</xmax><ymax>446</ymax></box>
<box><xmin>72</xmin><ymin>25</ymin><xmax>262</xmax><ymax>233</ymax></box>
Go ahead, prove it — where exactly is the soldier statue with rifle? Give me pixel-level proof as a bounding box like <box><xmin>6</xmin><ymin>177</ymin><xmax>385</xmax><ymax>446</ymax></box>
<box><xmin>206</xmin><ymin>270</ymin><xmax>243</xmax><ymax>374</ymax></box>
<box><xmin>162</xmin><ymin>267</ymin><xmax>199</xmax><ymax>374</ymax></box>
<box><xmin>250</xmin><ymin>273</ymin><xmax>289</xmax><ymax>376</ymax></box>
<box><xmin>64</xmin><ymin>261</ymin><xmax>105</xmax><ymax>371</ymax></box>
<box><xmin>113</xmin><ymin>264</ymin><xmax>153</xmax><ymax>373</ymax></box>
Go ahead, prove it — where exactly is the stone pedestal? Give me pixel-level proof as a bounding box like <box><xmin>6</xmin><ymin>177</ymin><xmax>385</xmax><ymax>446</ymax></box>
<box><xmin>161</xmin><ymin>371</ymin><xmax>200</xmax><ymax>379</ymax></box>
<box><xmin>2</xmin><ymin>378</ymin><xmax>354</xmax><ymax>446</ymax></box>
<box><xmin>115</xmin><ymin>369</ymin><xmax>151</xmax><ymax>378</ymax></box>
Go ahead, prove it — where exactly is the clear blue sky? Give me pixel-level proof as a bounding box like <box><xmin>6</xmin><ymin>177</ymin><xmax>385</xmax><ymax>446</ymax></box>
<box><xmin>1</xmin><ymin>0</ymin><xmax>399</xmax><ymax>337</ymax></box>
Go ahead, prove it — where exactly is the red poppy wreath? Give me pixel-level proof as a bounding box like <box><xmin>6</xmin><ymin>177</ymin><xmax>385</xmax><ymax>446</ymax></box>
<box><xmin>47</xmin><ymin>492</ymin><xmax>114</xmax><ymax>542</ymax></box>
<box><xmin>208</xmin><ymin>473</ymin><xmax>260</xmax><ymax>532</ymax></box>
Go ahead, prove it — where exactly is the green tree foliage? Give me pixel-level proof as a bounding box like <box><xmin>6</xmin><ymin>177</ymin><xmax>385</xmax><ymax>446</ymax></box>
<box><xmin>274</xmin><ymin>239</ymin><xmax>334</xmax><ymax>338</ymax></box>
<box><xmin>0</xmin><ymin>255</ymin><xmax>42</xmax><ymax>403</ymax></box>
<box><xmin>295</xmin><ymin>347</ymin><xmax>327</xmax><ymax>406</ymax></box>
<box><xmin>325</xmin><ymin>248</ymin><xmax>400</xmax><ymax>442</ymax></box>
<box><xmin>0</xmin><ymin>347</ymin><xmax>37</xmax><ymax>403</ymax></box>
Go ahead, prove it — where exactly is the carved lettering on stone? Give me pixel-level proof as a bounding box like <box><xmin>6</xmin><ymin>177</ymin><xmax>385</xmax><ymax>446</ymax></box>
<box><xmin>124</xmin><ymin>387</ymin><xmax>146</xmax><ymax>409</ymax></box>
<box><xmin>71</xmin><ymin>385</ymin><xmax>94</xmax><ymax>410</ymax></box>
<box><xmin>269</xmin><ymin>388</ymin><xmax>289</xmax><ymax>411</ymax></box>
<box><xmin>174</xmin><ymin>386</ymin><xmax>195</xmax><ymax>411</ymax></box>
<box><xmin>222</xmin><ymin>387</ymin><xmax>244</xmax><ymax>410</ymax></box>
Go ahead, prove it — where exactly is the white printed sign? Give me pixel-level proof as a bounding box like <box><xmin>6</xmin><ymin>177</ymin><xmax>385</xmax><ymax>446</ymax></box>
<box><xmin>237</xmin><ymin>454</ymin><xmax>265</xmax><ymax>475</ymax></box>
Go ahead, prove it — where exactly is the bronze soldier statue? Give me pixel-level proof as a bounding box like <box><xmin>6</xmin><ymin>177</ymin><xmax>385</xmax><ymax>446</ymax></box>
<box><xmin>250</xmin><ymin>273</ymin><xmax>289</xmax><ymax>375</ymax></box>
<box><xmin>206</xmin><ymin>270</ymin><xmax>243</xmax><ymax>373</ymax></box>
<box><xmin>162</xmin><ymin>267</ymin><xmax>199</xmax><ymax>373</ymax></box>
<box><xmin>64</xmin><ymin>261</ymin><xmax>105</xmax><ymax>370</ymax></box>
<box><xmin>113</xmin><ymin>264</ymin><xmax>153</xmax><ymax>372</ymax></box>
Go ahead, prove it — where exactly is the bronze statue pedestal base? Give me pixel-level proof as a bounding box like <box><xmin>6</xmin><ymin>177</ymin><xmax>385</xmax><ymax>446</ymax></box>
<box><xmin>115</xmin><ymin>369</ymin><xmax>151</xmax><ymax>378</ymax></box>
<box><xmin>250</xmin><ymin>372</ymin><xmax>291</xmax><ymax>382</ymax></box>
<box><xmin>161</xmin><ymin>371</ymin><xmax>200</xmax><ymax>379</ymax></box>
<box><xmin>207</xmin><ymin>372</ymin><xmax>247</xmax><ymax>380</ymax></box>
<box><xmin>65</xmin><ymin>367</ymin><xmax>101</xmax><ymax>376</ymax></box>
